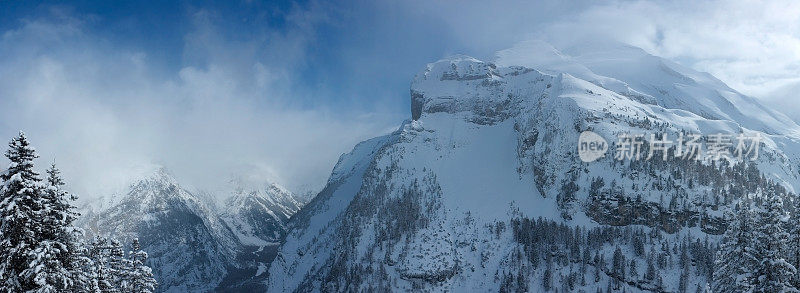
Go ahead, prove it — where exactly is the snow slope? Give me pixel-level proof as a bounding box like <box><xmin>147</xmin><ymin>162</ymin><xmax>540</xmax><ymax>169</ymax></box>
<box><xmin>267</xmin><ymin>42</ymin><xmax>800</xmax><ymax>292</ymax></box>
<box><xmin>496</xmin><ymin>40</ymin><xmax>800</xmax><ymax>136</ymax></box>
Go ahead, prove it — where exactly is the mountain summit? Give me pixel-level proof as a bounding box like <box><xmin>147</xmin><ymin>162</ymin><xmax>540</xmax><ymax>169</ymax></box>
<box><xmin>495</xmin><ymin>40</ymin><xmax>799</xmax><ymax>135</ymax></box>
<box><xmin>267</xmin><ymin>42</ymin><xmax>800</xmax><ymax>292</ymax></box>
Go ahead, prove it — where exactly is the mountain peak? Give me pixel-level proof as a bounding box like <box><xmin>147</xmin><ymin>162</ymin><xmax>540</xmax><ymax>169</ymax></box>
<box><xmin>413</xmin><ymin>54</ymin><xmax>496</xmax><ymax>85</ymax></box>
<box><xmin>270</xmin><ymin>40</ymin><xmax>800</xmax><ymax>293</ymax></box>
<box><xmin>496</xmin><ymin>39</ymin><xmax>800</xmax><ymax>135</ymax></box>
<box><xmin>410</xmin><ymin>54</ymin><xmax>542</xmax><ymax>122</ymax></box>
<box><xmin>134</xmin><ymin>166</ymin><xmax>177</xmax><ymax>186</ymax></box>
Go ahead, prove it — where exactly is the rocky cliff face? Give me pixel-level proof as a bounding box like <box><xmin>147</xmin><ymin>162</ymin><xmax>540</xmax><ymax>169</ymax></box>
<box><xmin>267</xmin><ymin>42</ymin><xmax>800</xmax><ymax>292</ymax></box>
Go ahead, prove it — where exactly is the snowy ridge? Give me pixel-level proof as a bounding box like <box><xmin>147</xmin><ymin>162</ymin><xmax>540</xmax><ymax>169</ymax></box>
<box><xmin>268</xmin><ymin>132</ymin><xmax>398</xmax><ymax>292</ymax></box>
<box><xmin>496</xmin><ymin>40</ymin><xmax>800</xmax><ymax>136</ymax></box>
<box><xmin>78</xmin><ymin>167</ymin><xmax>305</xmax><ymax>292</ymax></box>
<box><xmin>267</xmin><ymin>42</ymin><xmax>800</xmax><ymax>292</ymax></box>
<box><xmin>220</xmin><ymin>182</ymin><xmax>303</xmax><ymax>246</ymax></box>
<box><xmin>78</xmin><ymin>168</ymin><xmax>238</xmax><ymax>292</ymax></box>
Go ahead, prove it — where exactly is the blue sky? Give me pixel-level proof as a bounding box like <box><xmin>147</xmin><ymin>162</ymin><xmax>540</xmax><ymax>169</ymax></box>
<box><xmin>2</xmin><ymin>0</ymin><xmax>800</xmax><ymax>199</ymax></box>
<box><xmin>0</xmin><ymin>0</ymin><xmax>473</xmax><ymax>113</ymax></box>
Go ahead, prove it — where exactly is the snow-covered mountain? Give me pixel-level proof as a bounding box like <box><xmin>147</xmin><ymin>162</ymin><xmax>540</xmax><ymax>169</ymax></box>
<box><xmin>217</xmin><ymin>180</ymin><xmax>304</xmax><ymax>291</ymax></box>
<box><xmin>221</xmin><ymin>182</ymin><xmax>302</xmax><ymax>246</ymax></box>
<box><xmin>78</xmin><ymin>168</ymin><xmax>305</xmax><ymax>292</ymax></box>
<box><xmin>266</xmin><ymin>42</ymin><xmax>800</xmax><ymax>292</ymax></box>
<box><xmin>495</xmin><ymin>40</ymin><xmax>799</xmax><ymax>136</ymax></box>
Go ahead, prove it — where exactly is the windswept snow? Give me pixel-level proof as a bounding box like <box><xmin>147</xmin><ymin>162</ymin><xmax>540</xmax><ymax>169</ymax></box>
<box><xmin>267</xmin><ymin>41</ymin><xmax>800</xmax><ymax>292</ymax></box>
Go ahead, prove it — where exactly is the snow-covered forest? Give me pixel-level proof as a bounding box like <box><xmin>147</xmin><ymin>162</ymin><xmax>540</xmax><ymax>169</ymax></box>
<box><xmin>0</xmin><ymin>132</ymin><xmax>157</xmax><ymax>292</ymax></box>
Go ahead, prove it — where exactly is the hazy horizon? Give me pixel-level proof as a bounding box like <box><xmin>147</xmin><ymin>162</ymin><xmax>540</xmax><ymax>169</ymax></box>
<box><xmin>3</xmin><ymin>0</ymin><xmax>800</xmax><ymax>201</ymax></box>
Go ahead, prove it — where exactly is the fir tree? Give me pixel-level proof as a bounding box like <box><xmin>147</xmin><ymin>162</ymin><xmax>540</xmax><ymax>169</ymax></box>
<box><xmin>713</xmin><ymin>203</ymin><xmax>758</xmax><ymax>292</ymax></box>
<box><xmin>645</xmin><ymin>252</ymin><xmax>656</xmax><ymax>282</ymax></box>
<box><xmin>752</xmin><ymin>195</ymin><xmax>797</xmax><ymax>292</ymax></box>
<box><xmin>629</xmin><ymin>259</ymin><xmax>638</xmax><ymax>280</ymax></box>
<box><xmin>128</xmin><ymin>238</ymin><xmax>157</xmax><ymax>293</ymax></box>
<box><xmin>108</xmin><ymin>239</ymin><xmax>129</xmax><ymax>291</ymax></box>
<box><xmin>89</xmin><ymin>236</ymin><xmax>115</xmax><ymax>292</ymax></box>
<box><xmin>70</xmin><ymin>244</ymin><xmax>97</xmax><ymax>293</ymax></box>
<box><xmin>542</xmin><ymin>262</ymin><xmax>553</xmax><ymax>291</ymax></box>
<box><xmin>612</xmin><ymin>246</ymin><xmax>626</xmax><ymax>289</ymax></box>
<box><xmin>25</xmin><ymin>164</ymin><xmax>81</xmax><ymax>292</ymax></box>
<box><xmin>0</xmin><ymin>133</ymin><xmax>154</xmax><ymax>292</ymax></box>
<box><xmin>26</xmin><ymin>240</ymin><xmax>71</xmax><ymax>293</ymax></box>
<box><xmin>0</xmin><ymin>132</ymin><xmax>45</xmax><ymax>292</ymax></box>
<box><xmin>679</xmin><ymin>261</ymin><xmax>690</xmax><ymax>293</ymax></box>
<box><xmin>790</xmin><ymin>197</ymin><xmax>800</xmax><ymax>288</ymax></box>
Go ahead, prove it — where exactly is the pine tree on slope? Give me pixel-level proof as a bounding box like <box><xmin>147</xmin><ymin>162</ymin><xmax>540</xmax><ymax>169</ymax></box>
<box><xmin>0</xmin><ymin>132</ymin><xmax>45</xmax><ymax>292</ymax></box>
<box><xmin>713</xmin><ymin>202</ymin><xmax>758</xmax><ymax>292</ymax></box>
<box><xmin>40</xmin><ymin>165</ymin><xmax>95</xmax><ymax>292</ymax></box>
<box><xmin>89</xmin><ymin>236</ymin><xmax>115</xmax><ymax>292</ymax></box>
<box><xmin>790</xmin><ymin>197</ymin><xmax>800</xmax><ymax>288</ymax></box>
<box><xmin>24</xmin><ymin>164</ymin><xmax>82</xmax><ymax>292</ymax></box>
<box><xmin>70</xmin><ymin>244</ymin><xmax>98</xmax><ymax>293</ymax></box>
<box><xmin>128</xmin><ymin>238</ymin><xmax>157</xmax><ymax>293</ymax></box>
<box><xmin>752</xmin><ymin>195</ymin><xmax>797</xmax><ymax>292</ymax></box>
<box><xmin>108</xmin><ymin>238</ymin><xmax>130</xmax><ymax>290</ymax></box>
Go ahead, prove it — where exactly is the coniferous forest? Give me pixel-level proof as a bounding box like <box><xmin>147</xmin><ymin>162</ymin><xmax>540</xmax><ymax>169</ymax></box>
<box><xmin>0</xmin><ymin>132</ymin><xmax>157</xmax><ymax>292</ymax></box>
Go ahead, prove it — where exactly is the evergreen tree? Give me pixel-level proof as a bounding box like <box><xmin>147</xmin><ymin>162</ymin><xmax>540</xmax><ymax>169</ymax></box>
<box><xmin>713</xmin><ymin>203</ymin><xmax>758</xmax><ymax>292</ymax></box>
<box><xmin>679</xmin><ymin>261</ymin><xmax>690</xmax><ymax>293</ymax></box>
<box><xmin>790</xmin><ymin>197</ymin><xmax>800</xmax><ymax>288</ymax></box>
<box><xmin>27</xmin><ymin>240</ymin><xmax>75</xmax><ymax>293</ymax></box>
<box><xmin>629</xmin><ymin>259</ymin><xmax>638</xmax><ymax>280</ymax></box>
<box><xmin>42</xmin><ymin>164</ymin><xmax>79</xmax><ymax>246</ymax></box>
<box><xmin>108</xmin><ymin>239</ymin><xmax>129</xmax><ymax>291</ymax></box>
<box><xmin>645</xmin><ymin>252</ymin><xmax>656</xmax><ymax>282</ymax></box>
<box><xmin>70</xmin><ymin>244</ymin><xmax>98</xmax><ymax>293</ymax></box>
<box><xmin>0</xmin><ymin>133</ymin><xmax>154</xmax><ymax>292</ymax></box>
<box><xmin>612</xmin><ymin>246</ymin><xmax>626</xmax><ymax>289</ymax></box>
<box><xmin>752</xmin><ymin>195</ymin><xmax>797</xmax><ymax>292</ymax></box>
<box><xmin>542</xmin><ymin>262</ymin><xmax>553</xmax><ymax>291</ymax></box>
<box><xmin>89</xmin><ymin>236</ymin><xmax>115</xmax><ymax>292</ymax></box>
<box><xmin>128</xmin><ymin>238</ymin><xmax>156</xmax><ymax>293</ymax></box>
<box><xmin>25</xmin><ymin>164</ymin><xmax>81</xmax><ymax>292</ymax></box>
<box><xmin>0</xmin><ymin>132</ymin><xmax>45</xmax><ymax>291</ymax></box>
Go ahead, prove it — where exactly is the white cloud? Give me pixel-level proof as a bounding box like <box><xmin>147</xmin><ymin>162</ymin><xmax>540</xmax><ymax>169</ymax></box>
<box><xmin>388</xmin><ymin>0</ymin><xmax>800</xmax><ymax>119</ymax></box>
<box><xmin>4</xmin><ymin>0</ymin><xmax>800</xmax><ymax>201</ymax></box>
<box><xmin>551</xmin><ymin>0</ymin><xmax>800</xmax><ymax>98</ymax></box>
<box><xmin>0</xmin><ymin>6</ymin><xmax>398</xmax><ymax>200</ymax></box>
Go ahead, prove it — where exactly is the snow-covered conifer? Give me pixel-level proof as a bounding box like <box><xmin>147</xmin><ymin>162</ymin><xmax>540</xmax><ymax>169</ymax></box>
<box><xmin>108</xmin><ymin>238</ymin><xmax>129</xmax><ymax>290</ymax></box>
<box><xmin>128</xmin><ymin>238</ymin><xmax>156</xmax><ymax>293</ymax></box>
<box><xmin>713</xmin><ymin>203</ymin><xmax>758</xmax><ymax>292</ymax></box>
<box><xmin>751</xmin><ymin>195</ymin><xmax>797</xmax><ymax>292</ymax></box>
<box><xmin>0</xmin><ymin>132</ymin><xmax>45</xmax><ymax>292</ymax></box>
<box><xmin>89</xmin><ymin>236</ymin><xmax>115</xmax><ymax>292</ymax></box>
<box><xmin>24</xmin><ymin>164</ymin><xmax>82</xmax><ymax>292</ymax></box>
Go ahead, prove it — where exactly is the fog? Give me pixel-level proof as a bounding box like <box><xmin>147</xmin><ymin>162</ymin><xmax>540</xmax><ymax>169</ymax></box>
<box><xmin>2</xmin><ymin>0</ymin><xmax>799</xmax><ymax>201</ymax></box>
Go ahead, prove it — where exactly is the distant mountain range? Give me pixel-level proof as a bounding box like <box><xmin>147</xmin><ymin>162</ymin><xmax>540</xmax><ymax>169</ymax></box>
<box><xmin>76</xmin><ymin>168</ymin><xmax>304</xmax><ymax>292</ymax></box>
